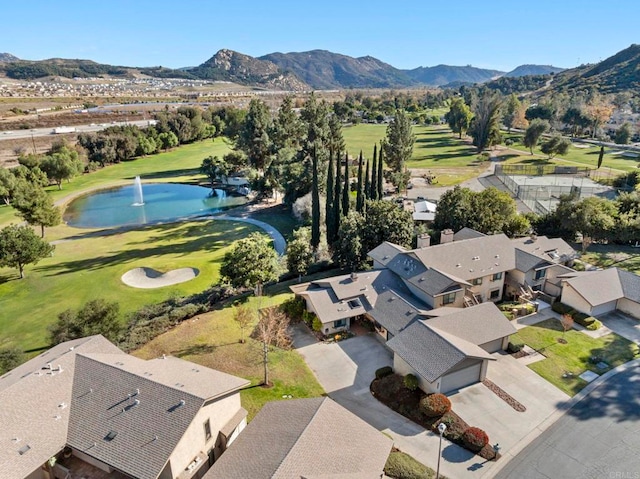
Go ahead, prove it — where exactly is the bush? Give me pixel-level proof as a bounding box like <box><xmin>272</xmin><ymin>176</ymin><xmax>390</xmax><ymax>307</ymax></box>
<box><xmin>507</xmin><ymin>342</ymin><xmax>523</xmax><ymax>353</ymax></box>
<box><xmin>384</xmin><ymin>450</ymin><xmax>434</xmax><ymax>479</ymax></box>
<box><xmin>403</xmin><ymin>374</ymin><xmax>419</xmax><ymax>391</ymax></box>
<box><xmin>0</xmin><ymin>346</ymin><xmax>24</xmax><ymax>375</ymax></box>
<box><xmin>419</xmin><ymin>393</ymin><xmax>452</xmax><ymax>418</ymax></box>
<box><xmin>587</xmin><ymin>319</ymin><xmax>602</xmax><ymax>330</ymax></box>
<box><xmin>280</xmin><ymin>297</ymin><xmax>306</xmax><ymax>322</ymax></box>
<box><xmin>462</xmin><ymin>426</ymin><xmax>489</xmax><ymax>452</ymax></box>
<box><xmin>376</xmin><ymin>366</ymin><xmax>394</xmax><ymax>379</ymax></box>
<box><xmin>551</xmin><ymin>302</ymin><xmax>573</xmax><ymax>315</ymax></box>
<box><xmin>311</xmin><ymin>316</ymin><xmax>323</xmax><ymax>332</ymax></box>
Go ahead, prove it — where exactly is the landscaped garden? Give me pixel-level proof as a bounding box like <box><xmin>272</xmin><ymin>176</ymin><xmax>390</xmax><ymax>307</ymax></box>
<box><xmin>510</xmin><ymin>318</ymin><xmax>639</xmax><ymax>395</ymax></box>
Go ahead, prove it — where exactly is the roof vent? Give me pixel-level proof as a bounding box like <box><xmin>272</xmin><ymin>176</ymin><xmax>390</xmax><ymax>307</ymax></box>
<box><xmin>54</xmin><ymin>415</ymin><xmax>62</xmax><ymax>420</ymax></box>
<box><xmin>18</xmin><ymin>445</ymin><xmax>31</xmax><ymax>455</ymax></box>
<box><xmin>58</xmin><ymin>402</ymin><xmax>67</xmax><ymax>409</ymax></box>
<box><xmin>69</xmin><ymin>346</ymin><xmax>74</xmax><ymax>351</ymax></box>
<box><xmin>179</xmin><ymin>399</ymin><xmax>186</xmax><ymax>406</ymax></box>
<box><xmin>495</xmin><ymin>254</ymin><xmax>500</xmax><ymax>259</ymax></box>
<box><xmin>162</xmin><ymin>354</ymin><xmax>166</xmax><ymax>359</ymax></box>
<box><xmin>472</xmin><ymin>256</ymin><xmax>480</xmax><ymax>261</ymax></box>
<box><xmin>456</xmin><ymin>264</ymin><xmax>461</xmax><ymax>268</ymax></box>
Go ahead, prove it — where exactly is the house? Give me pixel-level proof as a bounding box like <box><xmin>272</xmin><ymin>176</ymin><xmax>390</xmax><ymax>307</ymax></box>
<box><xmin>560</xmin><ymin>267</ymin><xmax>640</xmax><ymax>318</ymax></box>
<box><xmin>412</xmin><ymin>199</ymin><xmax>437</xmax><ymax>222</ymax></box>
<box><xmin>388</xmin><ymin>303</ymin><xmax>516</xmax><ymax>393</ymax></box>
<box><xmin>203</xmin><ymin>397</ymin><xmax>393</xmax><ymax>479</ymax></box>
<box><xmin>1</xmin><ymin>335</ymin><xmax>249</xmax><ymax>479</ymax></box>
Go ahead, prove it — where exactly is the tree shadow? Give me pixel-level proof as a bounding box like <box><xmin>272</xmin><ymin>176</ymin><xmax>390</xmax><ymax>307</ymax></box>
<box><xmin>127</xmin><ymin>167</ymin><xmax>201</xmax><ymax>181</ymax></box>
<box><xmin>173</xmin><ymin>343</ymin><xmax>217</xmax><ymax>357</ymax></box>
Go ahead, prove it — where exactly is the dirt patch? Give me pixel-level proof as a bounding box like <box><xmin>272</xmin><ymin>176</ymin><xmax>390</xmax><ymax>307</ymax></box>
<box><xmin>482</xmin><ymin>379</ymin><xmax>526</xmax><ymax>412</ymax></box>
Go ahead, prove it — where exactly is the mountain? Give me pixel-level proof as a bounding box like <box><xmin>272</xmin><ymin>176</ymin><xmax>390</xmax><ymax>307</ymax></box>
<box><xmin>188</xmin><ymin>49</ymin><xmax>308</xmax><ymax>90</ymax></box>
<box><xmin>550</xmin><ymin>44</ymin><xmax>640</xmax><ymax>94</ymax></box>
<box><xmin>0</xmin><ymin>52</ymin><xmax>19</xmax><ymax>63</ymax></box>
<box><xmin>503</xmin><ymin>64</ymin><xmax>564</xmax><ymax>77</ymax></box>
<box><xmin>260</xmin><ymin>50</ymin><xmax>414</xmax><ymax>89</ymax></box>
<box><xmin>404</xmin><ymin>64</ymin><xmax>504</xmax><ymax>86</ymax></box>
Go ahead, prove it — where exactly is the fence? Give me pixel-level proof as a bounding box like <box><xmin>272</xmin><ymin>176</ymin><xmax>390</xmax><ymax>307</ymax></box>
<box><xmin>495</xmin><ymin>164</ymin><xmax>593</xmax><ymax>177</ymax></box>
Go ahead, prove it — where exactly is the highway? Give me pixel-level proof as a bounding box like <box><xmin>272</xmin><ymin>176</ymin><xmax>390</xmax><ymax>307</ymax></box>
<box><xmin>0</xmin><ymin>119</ymin><xmax>154</xmax><ymax>141</ymax></box>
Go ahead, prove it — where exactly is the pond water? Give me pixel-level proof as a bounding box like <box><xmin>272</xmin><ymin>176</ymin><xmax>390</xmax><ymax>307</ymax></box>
<box><xmin>64</xmin><ymin>183</ymin><xmax>247</xmax><ymax>228</ymax></box>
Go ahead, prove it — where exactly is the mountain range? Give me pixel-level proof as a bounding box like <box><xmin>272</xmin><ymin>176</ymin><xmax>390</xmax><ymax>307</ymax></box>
<box><xmin>0</xmin><ymin>45</ymin><xmax>636</xmax><ymax>95</ymax></box>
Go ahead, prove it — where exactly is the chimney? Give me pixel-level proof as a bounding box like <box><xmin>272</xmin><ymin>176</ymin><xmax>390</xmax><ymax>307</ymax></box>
<box><xmin>417</xmin><ymin>233</ymin><xmax>431</xmax><ymax>248</ymax></box>
<box><xmin>350</xmin><ymin>272</ymin><xmax>358</xmax><ymax>281</ymax></box>
<box><xmin>440</xmin><ymin>229</ymin><xmax>454</xmax><ymax>244</ymax></box>
<box><xmin>530</xmin><ymin>233</ymin><xmax>538</xmax><ymax>242</ymax></box>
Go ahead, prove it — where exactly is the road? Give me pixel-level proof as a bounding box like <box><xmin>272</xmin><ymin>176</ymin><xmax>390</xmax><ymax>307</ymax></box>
<box><xmin>0</xmin><ymin>119</ymin><xmax>153</xmax><ymax>141</ymax></box>
<box><xmin>495</xmin><ymin>365</ymin><xmax>640</xmax><ymax>479</ymax></box>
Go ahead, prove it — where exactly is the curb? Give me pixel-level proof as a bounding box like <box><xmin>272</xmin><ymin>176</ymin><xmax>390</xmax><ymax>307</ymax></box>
<box><xmin>481</xmin><ymin>358</ymin><xmax>640</xmax><ymax>478</ymax></box>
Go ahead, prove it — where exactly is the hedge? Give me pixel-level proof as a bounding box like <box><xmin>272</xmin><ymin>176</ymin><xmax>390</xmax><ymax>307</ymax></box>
<box><xmin>551</xmin><ymin>302</ymin><xmax>574</xmax><ymax>315</ymax></box>
<box><xmin>419</xmin><ymin>393</ymin><xmax>452</xmax><ymax>418</ymax></box>
<box><xmin>384</xmin><ymin>450</ymin><xmax>434</xmax><ymax>479</ymax></box>
<box><xmin>462</xmin><ymin>426</ymin><xmax>489</xmax><ymax>452</ymax></box>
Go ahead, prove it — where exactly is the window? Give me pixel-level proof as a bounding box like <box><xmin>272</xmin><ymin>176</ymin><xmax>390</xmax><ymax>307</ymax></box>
<box><xmin>534</xmin><ymin>269</ymin><xmax>546</xmax><ymax>280</ymax></box>
<box><xmin>204</xmin><ymin>419</ymin><xmax>211</xmax><ymax>441</ymax></box>
<box><xmin>490</xmin><ymin>289</ymin><xmax>500</xmax><ymax>300</ymax></box>
<box><xmin>472</xmin><ymin>278</ymin><xmax>483</xmax><ymax>286</ymax></box>
<box><xmin>442</xmin><ymin>292</ymin><xmax>456</xmax><ymax>305</ymax></box>
<box><xmin>492</xmin><ymin>272</ymin><xmax>503</xmax><ymax>281</ymax></box>
<box><xmin>333</xmin><ymin>319</ymin><xmax>346</xmax><ymax>328</ymax></box>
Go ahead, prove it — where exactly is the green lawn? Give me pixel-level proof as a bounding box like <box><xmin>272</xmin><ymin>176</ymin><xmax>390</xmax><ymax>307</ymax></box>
<box><xmin>0</xmin><ymin>139</ymin><xmax>232</xmax><ymax>227</ymax></box>
<box><xmin>511</xmin><ymin>318</ymin><xmax>639</xmax><ymax>395</ymax></box>
<box><xmin>580</xmin><ymin>244</ymin><xmax>640</xmax><ymax>274</ymax></box>
<box><xmin>133</xmin><ymin>292</ymin><xmax>325</xmax><ymax>420</ymax></box>
<box><xmin>0</xmin><ymin>219</ymin><xmax>259</xmax><ymax>351</ymax></box>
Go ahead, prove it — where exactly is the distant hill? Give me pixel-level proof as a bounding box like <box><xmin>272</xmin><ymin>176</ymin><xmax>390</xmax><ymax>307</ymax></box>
<box><xmin>189</xmin><ymin>49</ymin><xmax>308</xmax><ymax>90</ymax></box>
<box><xmin>260</xmin><ymin>50</ymin><xmax>414</xmax><ymax>89</ymax></box>
<box><xmin>503</xmin><ymin>64</ymin><xmax>564</xmax><ymax>77</ymax></box>
<box><xmin>404</xmin><ymin>64</ymin><xmax>504</xmax><ymax>86</ymax></box>
<box><xmin>0</xmin><ymin>52</ymin><xmax>19</xmax><ymax>63</ymax></box>
<box><xmin>550</xmin><ymin>44</ymin><xmax>640</xmax><ymax>94</ymax></box>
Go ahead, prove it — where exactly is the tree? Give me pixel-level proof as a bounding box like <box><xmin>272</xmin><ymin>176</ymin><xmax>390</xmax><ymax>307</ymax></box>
<box><xmin>200</xmin><ymin>155</ymin><xmax>229</xmax><ymax>188</ymax></box>
<box><xmin>568</xmin><ymin>197</ymin><xmax>617</xmax><ymax>252</ymax></box>
<box><xmin>311</xmin><ymin>147</ymin><xmax>321</xmax><ymax>251</ymax></box>
<box><xmin>236</xmin><ymin>99</ymin><xmax>273</xmax><ymax>171</ymax></box>
<box><xmin>0</xmin><ymin>167</ymin><xmax>17</xmax><ymax>205</ymax></box>
<box><xmin>370</xmin><ymin>145</ymin><xmax>378</xmax><ymax>201</ymax></box>
<box><xmin>0</xmin><ymin>224</ymin><xmax>54</xmax><ymax>278</ymax></box>
<box><xmin>233</xmin><ymin>304</ymin><xmax>254</xmax><ymax>344</ymax></box>
<box><xmin>377</xmin><ymin>146</ymin><xmax>384</xmax><ymax>197</ymax></box>
<box><xmin>325</xmin><ymin>150</ymin><xmax>337</xmax><ymax>245</ymax></box>
<box><xmin>40</xmin><ymin>148</ymin><xmax>82</xmax><ymax>189</ymax></box>
<box><xmin>434</xmin><ymin>186</ymin><xmax>475</xmax><ymax>232</ymax></box>
<box><xmin>220</xmin><ymin>233</ymin><xmax>281</xmax><ymax>288</ymax></box>
<box><xmin>0</xmin><ymin>346</ymin><xmax>24</xmax><ymax>375</ymax></box>
<box><xmin>560</xmin><ymin>314</ymin><xmax>574</xmax><ymax>340</ymax></box>
<box><xmin>615</xmin><ymin>123</ymin><xmax>633</xmax><ymax>145</ymax></box>
<box><xmin>445</xmin><ymin>97</ymin><xmax>473</xmax><ymax>138</ymax></box>
<box><xmin>523</xmin><ymin>119</ymin><xmax>550</xmax><ymax>154</ymax></box>
<box><xmin>584</xmin><ymin>93</ymin><xmax>614</xmax><ymax>138</ymax></box>
<box><xmin>286</xmin><ymin>227</ymin><xmax>314</xmax><ymax>277</ymax></box>
<box><xmin>49</xmin><ymin>299</ymin><xmax>121</xmax><ymax>345</ymax></box>
<box><xmin>503</xmin><ymin>94</ymin><xmax>528</xmax><ymax>132</ymax></box>
<box><xmin>11</xmin><ymin>183</ymin><xmax>61</xmax><ymax>237</ymax></box>
<box><xmin>333</xmin><ymin>149</ymin><xmax>342</xmax><ymax>234</ymax></box>
<box><xmin>382</xmin><ymin>109</ymin><xmax>415</xmax><ymax>172</ymax></box>
<box><xmin>355</xmin><ymin>151</ymin><xmax>364</xmax><ymax>212</ymax></box>
<box><xmin>342</xmin><ymin>152</ymin><xmax>350</xmax><ymax>215</ymax></box>
<box><xmin>272</xmin><ymin>96</ymin><xmax>304</xmax><ymax>151</ymax></box>
<box><xmin>158</xmin><ymin>131</ymin><xmax>178</xmax><ymax>150</ymax></box>
<box><xmin>364</xmin><ymin>157</ymin><xmax>371</xmax><ymax>201</ymax></box>
<box><xmin>253</xmin><ymin>306</ymin><xmax>291</xmax><ymax>386</ymax></box>
<box><xmin>597</xmin><ymin>145</ymin><xmax>605</xmax><ymax>169</ymax></box>
<box><xmin>333</xmin><ymin>211</ymin><xmax>365</xmax><ymax>270</ymax></box>
<box><xmin>470</xmin><ymin>92</ymin><xmax>502</xmax><ymax>152</ymax></box>
<box><xmin>540</xmin><ymin>134</ymin><xmax>571</xmax><ymax>159</ymax></box>
<box><xmin>361</xmin><ymin>200</ymin><xmax>413</xmax><ymax>253</ymax></box>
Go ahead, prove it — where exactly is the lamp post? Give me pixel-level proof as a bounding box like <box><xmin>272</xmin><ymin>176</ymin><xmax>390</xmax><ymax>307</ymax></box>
<box><xmin>436</xmin><ymin>422</ymin><xmax>447</xmax><ymax>479</ymax></box>
<box><xmin>493</xmin><ymin>443</ymin><xmax>501</xmax><ymax>460</ymax></box>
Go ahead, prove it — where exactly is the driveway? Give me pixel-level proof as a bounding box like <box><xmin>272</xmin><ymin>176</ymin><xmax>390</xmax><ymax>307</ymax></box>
<box><xmin>599</xmin><ymin>311</ymin><xmax>640</xmax><ymax>344</ymax></box>
<box><xmin>292</xmin><ymin>325</ymin><xmax>508</xmax><ymax>479</ymax></box>
<box><xmin>495</xmin><ymin>364</ymin><xmax>640</xmax><ymax>479</ymax></box>
<box><xmin>450</xmin><ymin>352</ymin><xmax>570</xmax><ymax>465</ymax></box>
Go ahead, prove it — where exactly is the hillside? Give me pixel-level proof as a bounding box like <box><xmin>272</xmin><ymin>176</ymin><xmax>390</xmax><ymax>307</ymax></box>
<box><xmin>504</xmin><ymin>64</ymin><xmax>564</xmax><ymax>77</ymax></box>
<box><xmin>0</xmin><ymin>53</ymin><xmax>19</xmax><ymax>63</ymax></box>
<box><xmin>404</xmin><ymin>64</ymin><xmax>504</xmax><ymax>86</ymax></box>
<box><xmin>189</xmin><ymin>49</ymin><xmax>308</xmax><ymax>90</ymax></box>
<box><xmin>260</xmin><ymin>50</ymin><xmax>414</xmax><ymax>89</ymax></box>
<box><xmin>550</xmin><ymin>44</ymin><xmax>640</xmax><ymax>94</ymax></box>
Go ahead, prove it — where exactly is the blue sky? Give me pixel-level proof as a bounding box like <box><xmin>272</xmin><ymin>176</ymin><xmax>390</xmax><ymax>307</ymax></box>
<box><xmin>1</xmin><ymin>0</ymin><xmax>638</xmax><ymax>72</ymax></box>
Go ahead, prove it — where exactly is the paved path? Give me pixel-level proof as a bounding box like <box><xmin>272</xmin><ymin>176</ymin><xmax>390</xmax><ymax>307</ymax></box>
<box><xmin>291</xmin><ymin>325</ymin><xmax>493</xmax><ymax>479</ymax></box>
<box><xmin>494</xmin><ymin>362</ymin><xmax>640</xmax><ymax>479</ymax></box>
<box><xmin>599</xmin><ymin>311</ymin><xmax>640</xmax><ymax>345</ymax></box>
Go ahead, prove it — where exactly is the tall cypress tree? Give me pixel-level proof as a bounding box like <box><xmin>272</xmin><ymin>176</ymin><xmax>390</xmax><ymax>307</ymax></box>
<box><xmin>364</xmin><ymin>158</ymin><xmax>371</xmax><ymax>201</ymax></box>
<box><xmin>311</xmin><ymin>147</ymin><xmax>321</xmax><ymax>251</ymax></box>
<box><xmin>355</xmin><ymin>151</ymin><xmax>364</xmax><ymax>212</ymax></box>
<box><xmin>377</xmin><ymin>145</ymin><xmax>384</xmax><ymax>198</ymax></box>
<box><xmin>370</xmin><ymin>145</ymin><xmax>378</xmax><ymax>201</ymax></box>
<box><xmin>342</xmin><ymin>151</ymin><xmax>350</xmax><ymax>216</ymax></box>
<box><xmin>325</xmin><ymin>149</ymin><xmax>336</xmax><ymax>245</ymax></box>
<box><xmin>334</xmin><ymin>149</ymin><xmax>342</xmax><ymax>231</ymax></box>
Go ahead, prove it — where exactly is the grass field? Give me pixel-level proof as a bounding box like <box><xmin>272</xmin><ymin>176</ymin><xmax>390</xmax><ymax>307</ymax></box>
<box><xmin>133</xmin><ymin>292</ymin><xmax>325</xmax><ymax>420</ymax></box>
<box><xmin>580</xmin><ymin>244</ymin><xmax>640</xmax><ymax>273</ymax></box>
<box><xmin>511</xmin><ymin>318</ymin><xmax>638</xmax><ymax>396</ymax></box>
<box><xmin>0</xmin><ymin>219</ymin><xmax>260</xmax><ymax>351</ymax></box>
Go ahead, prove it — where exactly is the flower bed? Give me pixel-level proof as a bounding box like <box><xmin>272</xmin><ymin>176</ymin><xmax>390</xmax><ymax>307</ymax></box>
<box><xmin>371</xmin><ymin>374</ymin><xmax>497</xmax><ymax>460</ymax></box>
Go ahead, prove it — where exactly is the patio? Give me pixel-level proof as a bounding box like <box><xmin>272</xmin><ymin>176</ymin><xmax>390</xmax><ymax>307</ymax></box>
<box><xmin>55</xmin><ymin>455</ymin><xmax>130</xmax><ymax>479</ymax></box>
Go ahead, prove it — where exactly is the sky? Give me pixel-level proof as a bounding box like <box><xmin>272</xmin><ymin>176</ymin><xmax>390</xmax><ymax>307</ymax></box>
<box><xmin>1</xmin><ymin>0</ymin><xmax>638</xmax><ymax>72</ymax></box>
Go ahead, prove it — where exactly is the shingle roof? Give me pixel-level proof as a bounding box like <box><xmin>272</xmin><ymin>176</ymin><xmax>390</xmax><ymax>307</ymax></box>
<box><xmin>204</xmin><ymin>397</ymin><xmax>393</xmax><ymax>479</ymax></box>
<box><xmin>387</xmin><ymin>322</ymin><xmax>492</xmax><ymax>383</ymax></box>
<box><xmin>0</xmin><ymin>336</ymin><xmax>124</xmax><ymax>479</ymax></box>
<box><xmin>67</xmin><ymin>354</ymin><xmax>249</xmax><ymax>479</ymax></box>
<box><xmin>413</xmin><ymin>234</ymin><xmax>516</xmax><ymax>281</ymax></box>
<box><xmin>514</xmin><ymin>249</ymin><xmax>553</xmax><ymax>273</ymax></box>
<box><xmin>367</xmin><ymin>289</ymin><xmax>424</xmax><ymax>337</ymax></box>
<box><xmin>368</xmin><ymin>241</ymin><xmax>407</xmax><ymax>267</ymax></box>
<box><xmin>453</xmin><ymin>227</ymin><xmax>486</xmax><ymax>241</ymax></box>
<box><xmin>512</xmin><ymin>236</ymin><xmax>576</xmax><ymax>263</ymax></box>
<box><xmin>618</xmin><ymin>268</ymin><xmax>640</xmax><ymax>303</ymax></box>
<box><xmin>423</xmin><ymin>303</ymin><xmax>517</xmax><ymax>346</ymax></box>
<box><xmin>563</xmin><ymin>268</ymin><xmax>624</xmax><ymax>306</ymax></box>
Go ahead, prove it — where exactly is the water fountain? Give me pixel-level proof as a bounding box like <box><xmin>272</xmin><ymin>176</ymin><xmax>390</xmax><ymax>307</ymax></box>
<box><xmin>133</xmin><ymin>176</ymin><xmax>144</xmax><ymax>206</ymax></box>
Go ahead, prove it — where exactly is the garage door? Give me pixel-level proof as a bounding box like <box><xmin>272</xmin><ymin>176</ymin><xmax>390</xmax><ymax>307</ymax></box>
<box><xmin>440</xmin><ymin>361</ymin><xmax>482</xmax><ymax>393</ymax></box>
<box><xmin>480</xmin><ymin>338</ymin><xmax>503</xmax><ymax>353</ymax></box>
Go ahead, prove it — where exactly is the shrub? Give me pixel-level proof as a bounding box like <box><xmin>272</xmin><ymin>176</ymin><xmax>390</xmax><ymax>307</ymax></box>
<box><xmin>462</xmin><ymin>426</ymin><xmax>489</xmax><ymax>452</ymax></box>
<box><xmin>376</xmin><ymin>366</ymin><xmax>394</xmax><ymax>379</ymax></box>
<box><xmin>403</xmin><ymin>374</ymin><xmax>419</xmax><ymax>391</ymax></box>
<box><xmin>551</xmin><ymin>302</ymin><xmax>573</xmax><ymax>315</ymax></box>
<box><xmin>419</xmin><ymin>393</ymin><xmax>452</xmax><ymax>417</ymax></box>
<box><xmin>572</xmin><ymin>311</ymin><xmax>590</xmax><ymax>322</ymax></box>
<box><xmin>311</xmin><ymin>316</ymin><xmax>323</xmax><ymax>332</ymax></box>
<box><xmin>507</xmin><ymin>342</ymin><xmax>524</xmax><ymax>353</ymax></box>
<box><xmin>0</xmin><ymin>346</ymin><xmax>24</xmax><ymax>375</ymax></box>
<box><xmin>280</xmin><ymin>297</ymin><xmax>306</xmax><ymax>322</ymax></box>
<box><xmin>587</xmin><ymin>319</ymin><xmax>602</xmax><ymax>330</ymax></box>
<box><xmin>384</xmin><ymin>450</ymin><xmax>433</xmax><ymax>479</ymax></box>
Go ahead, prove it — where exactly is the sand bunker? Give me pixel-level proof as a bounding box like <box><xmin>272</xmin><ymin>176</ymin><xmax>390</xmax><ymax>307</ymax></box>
<box><xmin>121</xmin><ymin>267</ymin><xmax>200</xmax><ymax>289</ymax></box>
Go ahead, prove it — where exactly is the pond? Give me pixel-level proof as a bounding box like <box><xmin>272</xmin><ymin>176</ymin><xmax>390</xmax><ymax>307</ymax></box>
<box><xmin>64</xmin><ymin>182</ymin><xmax>248</xmax><ymax>228</ymax></box>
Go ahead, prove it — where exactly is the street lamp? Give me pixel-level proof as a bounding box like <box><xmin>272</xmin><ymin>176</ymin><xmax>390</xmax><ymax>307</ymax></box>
<box><xmin>493</xmin><ymin>443</ymin><xmax>501</xmax><ymax>460</ymax></box>
<box><xmin>436</xmin><ymin>422</ymin><xmax>447</xmax><ymax>479</ymax></box>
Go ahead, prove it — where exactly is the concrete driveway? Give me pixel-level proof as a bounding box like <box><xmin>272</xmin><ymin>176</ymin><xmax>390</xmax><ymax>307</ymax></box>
<box><xmin>450</xmin><ymin>352</ymin><xmax>570</xmax><ymax>457</ymax></box>
<box><xmin>599</xmin><ymin>311</ymin><xmax>640</xmax><ymax>344</ymax></box>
